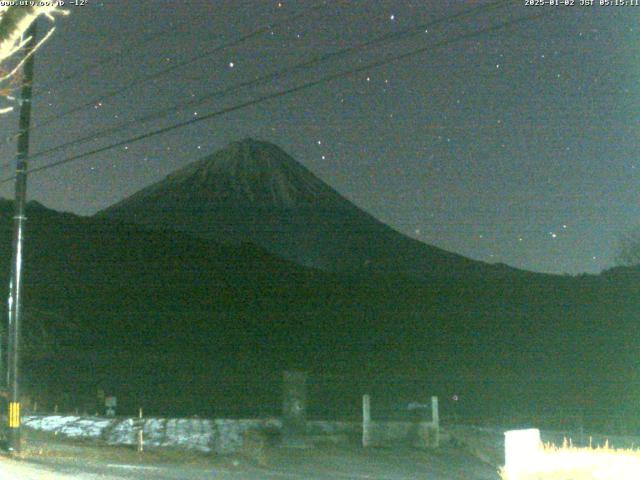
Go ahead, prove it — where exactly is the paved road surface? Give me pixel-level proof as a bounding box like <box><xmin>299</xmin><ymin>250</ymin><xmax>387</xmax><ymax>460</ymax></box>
<box><xmin>0</xmin><ymin>442</ymin><xmax>500</xmax><ymax>480</ymax></box>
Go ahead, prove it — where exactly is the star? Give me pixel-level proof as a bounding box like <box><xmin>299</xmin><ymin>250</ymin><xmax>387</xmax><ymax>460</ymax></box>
<box><xmin>21</xmin><ymin>0</ymin><xmax>633</xmax><ymax>276</ymax></box>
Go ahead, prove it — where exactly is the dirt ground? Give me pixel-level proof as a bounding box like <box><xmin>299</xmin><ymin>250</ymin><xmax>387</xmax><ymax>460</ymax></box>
<box><xmin>0</xmin><ymin>427</ymin><xmax>502</xmax><ymax>479</ymax></box>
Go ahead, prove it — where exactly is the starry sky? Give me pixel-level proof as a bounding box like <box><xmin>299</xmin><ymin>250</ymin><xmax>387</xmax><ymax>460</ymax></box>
<box><xmin>0</xmin><ymin>0</ymin><xmax>637</xmax><ymax>275</ymax></box>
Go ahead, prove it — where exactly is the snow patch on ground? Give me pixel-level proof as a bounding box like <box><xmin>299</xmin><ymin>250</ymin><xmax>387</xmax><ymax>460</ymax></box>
<box><xmin>23</xmin><ymin>415</ymin><xmax>112</xmax><ymax>439</ymax></box>
<box><xmin>23</xmin><ymin>415</ymin><xmax>284</xmax><ymax>454</ymax></box>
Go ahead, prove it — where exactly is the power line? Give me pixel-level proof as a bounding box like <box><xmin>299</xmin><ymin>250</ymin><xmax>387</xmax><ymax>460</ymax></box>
<box><xmin>0</xmin><ymin>10</ymin><xmax>554</xmax><ymax>186</ymax></box>
<box><xmin>28</xmin><ymin>1</ymin><xmax>333</xmax><ymax>132</ymax></box>
<box><xmin>1</xmin><ymin>9</ymin><xmax>246</xmax><ymax>144</ymax></box>
<box><xmin>35</xmin><ymin>13</ymin><xmax>213</xmax><ymax>98</ymax></box>
<box><xmin>20</xmin><ymin>0</ymin><xmax>512</xmax><ymax>167</ymax></box>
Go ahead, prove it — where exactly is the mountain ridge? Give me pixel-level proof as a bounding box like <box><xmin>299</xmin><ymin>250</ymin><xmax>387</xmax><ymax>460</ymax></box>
<box><xmin>98</xmin><ymin>138</ymin><xmax>539</xmax><ymax>279</ymax></box>
<box><xmin>0</xmin><ymin>198</ymin><xmax>635</xmax><ymax>421</ymax></box>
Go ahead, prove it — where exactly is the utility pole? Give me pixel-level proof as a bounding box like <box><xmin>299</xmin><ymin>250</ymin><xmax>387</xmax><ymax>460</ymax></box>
<box><xmin>6</xmin><ymin>20</ymin><xmax>38</xmax><ymax>455</ymax></box>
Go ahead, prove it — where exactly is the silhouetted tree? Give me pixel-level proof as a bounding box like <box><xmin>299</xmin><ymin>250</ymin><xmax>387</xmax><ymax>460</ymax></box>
<box><xmin>616</xmin><ymin>227</ymin><xmax>640</xmax><ymax>267</ymax></box>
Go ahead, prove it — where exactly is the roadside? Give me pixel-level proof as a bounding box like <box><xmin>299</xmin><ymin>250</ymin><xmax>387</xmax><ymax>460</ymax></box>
<box><xmin>0</xmin><ymin>427</ymin><xmax>502</xmax><ymax>480</ymax></box>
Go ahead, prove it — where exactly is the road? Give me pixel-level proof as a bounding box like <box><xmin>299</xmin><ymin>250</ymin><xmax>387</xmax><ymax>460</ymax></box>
<box><xmin>0</xmin><ymin>441</ymin><xmax>500</xmax><ymax>480</ymax></box>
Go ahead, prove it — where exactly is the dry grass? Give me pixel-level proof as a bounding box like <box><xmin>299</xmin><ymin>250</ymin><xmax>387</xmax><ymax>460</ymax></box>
<box><xmin>18</xmin><ymin>427</ymin><xmax>212</xmax><ymax>466</ymax></box>
<box><xmin>500</xmin><ymin>438</ymin><xmax>640</xmax><ymax>480</ymax></box>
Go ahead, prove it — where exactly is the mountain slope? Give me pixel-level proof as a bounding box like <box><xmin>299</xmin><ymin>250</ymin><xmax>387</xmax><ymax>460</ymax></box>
<box><xmin>99</xmin><ymin>138</ymin><xmax>521</xmax><ymax>278</ymax></box>
<box><xmin>0</xmin><ymin>200</ymin><xmax>636</xmax><ymax>423</ymax></box>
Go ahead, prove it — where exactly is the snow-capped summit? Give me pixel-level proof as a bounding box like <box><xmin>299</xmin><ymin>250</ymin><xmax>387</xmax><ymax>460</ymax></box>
<box><xmin>99</xmin><ymin>138</ymin><xmax>517</xmax><ymax>277</ymax></box>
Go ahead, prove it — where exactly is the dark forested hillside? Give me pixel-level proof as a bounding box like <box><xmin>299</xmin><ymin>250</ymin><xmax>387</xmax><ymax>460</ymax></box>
<box><xmin>0</xmin><ymin>199</ymin><xmax>637</xmax><ymax>425</ymax></box>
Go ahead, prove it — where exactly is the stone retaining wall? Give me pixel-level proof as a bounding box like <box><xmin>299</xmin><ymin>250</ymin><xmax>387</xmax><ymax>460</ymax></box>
<box><xmin>23</xmin><ymin>415</ymin><xmax>437</xmax><ymax>454</ymax></box>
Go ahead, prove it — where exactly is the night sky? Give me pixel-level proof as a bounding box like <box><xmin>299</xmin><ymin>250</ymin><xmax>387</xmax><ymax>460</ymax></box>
<box><xmin>0</xmin><ymin>0</ymin><xmax>637</xmax><ymax>275</ymax></box>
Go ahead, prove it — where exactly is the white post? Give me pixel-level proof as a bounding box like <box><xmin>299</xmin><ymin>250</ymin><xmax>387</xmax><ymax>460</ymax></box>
<box><xmin>362</xmin><ymin>394</ymin><xmax>371</xmax><ymax>448</ymax></box>
<box><xmin>504</xmin><ymin>428</ymin><xmax>541</xmax><ymax>474</ymax></box>
<box><xmin>137</xmin><ymin>407</ymin><xmax>144</xmax><ymax>453</ymax></box>
<box><xmin>431</xmin><ymin>396</ymin><xmax>440</xmax><ymax>447</ymax></box>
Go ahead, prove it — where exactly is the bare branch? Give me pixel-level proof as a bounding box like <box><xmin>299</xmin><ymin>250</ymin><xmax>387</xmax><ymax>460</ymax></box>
<box><xmin>0</xmin><ymin>5</ymin><xmax>68</xmax><ymax>115</ymax></box>
<box><xmin>0</xmin><ymin>26</ymin><xmax>56</xmax><ymax>83</ymax></box>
